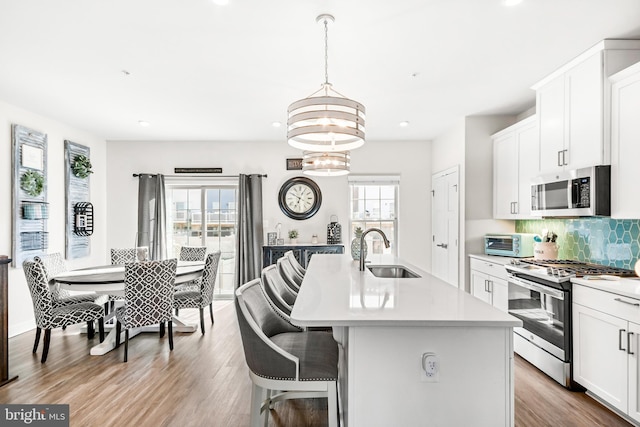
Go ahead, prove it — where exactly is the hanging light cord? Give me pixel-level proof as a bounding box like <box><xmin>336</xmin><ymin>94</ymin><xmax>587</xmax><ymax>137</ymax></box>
<box><xmin>324</xmin><ymin>17</ymin><xmax>330</xmax><ymax>85</ymax></box>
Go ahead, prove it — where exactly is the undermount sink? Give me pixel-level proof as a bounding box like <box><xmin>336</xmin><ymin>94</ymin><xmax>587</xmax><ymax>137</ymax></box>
<box><xmin>366</xmin><ymin>265</ymin><xmax>421</xmax><ymax>279</ymax></box>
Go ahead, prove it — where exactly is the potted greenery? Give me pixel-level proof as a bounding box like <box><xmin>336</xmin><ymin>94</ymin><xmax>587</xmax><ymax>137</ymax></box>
<box><xmin>288</xmin><ymin>229</ymin><xmax>299</xmax><ymax>244</ymax></box>
<box><xmin>72</xmin><ymin>154</ymin><xmax>93</xmax><ymax>178</ymax></box>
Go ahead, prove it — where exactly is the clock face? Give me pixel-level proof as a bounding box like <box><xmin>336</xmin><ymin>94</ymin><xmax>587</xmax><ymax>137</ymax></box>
<box><xmin>278</xmin><ymin>177</ymin><xmax>322</xmax><ymax>220</ymax></box>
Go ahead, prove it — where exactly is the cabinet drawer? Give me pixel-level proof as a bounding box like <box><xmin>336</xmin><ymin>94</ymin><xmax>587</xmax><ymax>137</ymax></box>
<box><xmin>470</xmin><ymin>258</ymin><xmax>508</xmax><ymax>280</ymax></box>
<box><xmin>573</xmin><ymin>285</ymin><xmax>640</xmax><ymax>324</ymax></box>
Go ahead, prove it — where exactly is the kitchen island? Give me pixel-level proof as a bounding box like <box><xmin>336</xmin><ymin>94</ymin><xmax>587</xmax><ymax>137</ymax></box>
<box><xmin>290</xmin><ymin>254</ymin><xmax>522</xmax><ymax>427</ymax></box>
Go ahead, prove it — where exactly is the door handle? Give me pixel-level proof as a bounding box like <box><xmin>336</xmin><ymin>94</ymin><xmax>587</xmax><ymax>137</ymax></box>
<box><xmin>628</xmin><ymin>332</ymin><xmax>634</xmax><ymax>355</ymax></box>
<box><xmin>437</xmin><ymin>243</ymin><xmax>448</xmax><ymax>249</ymax></box>
<box><xmin>620</xmin><ymin>329</ymin><xmax>627</xmax><ymax>352</ymax></box>
<box><xmin>614</xmin><ymin>297</ymin><xmax>640</xmax><ymax>307</ymax></box>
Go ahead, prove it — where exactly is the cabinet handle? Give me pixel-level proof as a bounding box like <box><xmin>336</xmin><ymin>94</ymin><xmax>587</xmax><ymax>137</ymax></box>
<box><xmin>628</xmin><ymin>332</ymin><xmax>635</xmax><ymax>355</ymax></box>
<box><xmin>614</xmin><ymin>297</ymin><xmax>640</xmax><ymax>307</ymax></box>
<box><xmin>563</xmin><ymin>149</ymin><xmax>568</xmax><ymax>166</ymax></box>
<box><xmin>513</xmin><ymin>202</ymin><xmax>518</xmax><ymax>214</ymax></box>
<box><xmin>488</xmin><ymin>280</ymin><xmax>493</xmax><ymax>293</ymax></box>
<box><xmin>620</xmin><ymin>329</ymin><xmax>627</xmax><ymax>352</ymax></box>
<box><xmin>557</xmin><ymin>151</ymin><xmax>563</xmax><ymax>167</ymax></box>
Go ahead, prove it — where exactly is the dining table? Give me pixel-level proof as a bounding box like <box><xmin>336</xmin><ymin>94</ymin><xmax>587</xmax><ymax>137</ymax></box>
<box><xmin>51</xmin><ymin>260</ymin><xmax>205</xmax><ymax>356</ymax></box>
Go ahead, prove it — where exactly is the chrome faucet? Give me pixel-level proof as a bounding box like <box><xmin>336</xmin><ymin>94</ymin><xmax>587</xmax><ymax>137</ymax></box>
<box><xmin>359</xmin><ymin>228</ymin><xmax>390</xmax><ymax>271</ymax></box>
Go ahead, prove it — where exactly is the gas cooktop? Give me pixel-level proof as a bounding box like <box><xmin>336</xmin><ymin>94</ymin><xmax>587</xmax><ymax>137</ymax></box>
<box><xmin>517</xmin><ymin>259</ymin><xmax>637</xmax><ymax>277</ymax></box>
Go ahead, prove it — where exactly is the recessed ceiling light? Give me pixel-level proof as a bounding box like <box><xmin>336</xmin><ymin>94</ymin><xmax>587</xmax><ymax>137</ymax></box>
<box><xmin>503</xmin><ymin>0</ymin><xmax>523</xmax><ymax>6</ymax></box>
<box><xmin>399</xmin><ymin>121</ymin><xmax>410</xmax><ymax>127</ymax></box>
<box><xmin>272</xmin><ymin>121</ymin><xmax>282</xmax><ymax>128</ymax></box>
<box><xmin>138</xmin><ymin>120</ymin><xmax>150</xmax><ymax>127</ymax></box>
<box><xmin>211</xmin><ymin>0</ymin><xmax>229</xmax><ymax>5</ymax></box>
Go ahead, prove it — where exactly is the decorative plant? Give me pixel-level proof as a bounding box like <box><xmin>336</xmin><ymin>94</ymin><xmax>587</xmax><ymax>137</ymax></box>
<box><xmin>288</xmin><ymin>229</ymin><xmax>299</xmax><ymax>239</ymax></box>
<box><xmin>72</xmin><ymin>154</ymin><xmax>93</xmax><ymax>178</ymax></box>
<box><xmin>20</xmin><ymin>170</ymin><xmax>44</xmax><ymax>197</ymax></box>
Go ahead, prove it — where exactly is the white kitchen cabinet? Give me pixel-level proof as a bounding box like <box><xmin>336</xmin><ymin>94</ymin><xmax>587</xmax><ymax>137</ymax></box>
<box><xmin>533</xmin><ymin>40</ymin><xmax>640</xmax><ymax>175</ymax></box>
<box><xmin>470</xmin><ymin>258</ymin><xmax>508</xmax><ymax>312</ymax></box>
<box><xmin>493</xmin><ymin>115</ymin><xmax>539</xmax><ymax>219</ymax></box>
<box><xmin>573</xmin><ymin>285</ymin><xmax>640</xmax><ymax>423</ymax></box>
<box><xmin>610</xmin><ymin>61</ymin><xmax>640</xmax><ymax>218</ymax></box>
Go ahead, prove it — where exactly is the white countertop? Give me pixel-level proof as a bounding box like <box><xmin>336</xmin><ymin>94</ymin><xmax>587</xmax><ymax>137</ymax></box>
<box><xmin>469</xmin><ymin>253</ymin><xmax>525</xmax><ymax>265</ymax></box>
<box><xmin>290</xmin><ymin>254</ymin><xmax>521</xmax><ymax>328</ymax></box>
<box><xmin>572</xmin><ymin>276</ymin><xmax>640</xmax><ymax>300</ymax></box>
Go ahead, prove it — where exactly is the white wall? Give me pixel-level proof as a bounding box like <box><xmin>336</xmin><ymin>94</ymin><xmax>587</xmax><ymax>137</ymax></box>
<box><xmin>106</xmin><ymin>139</ymin><xmax>432</xmax><ymax>271</ymax></box>
<box><xmin>0</xmin><ymin>100</ymin><xmax>108</xmax><ymax>337</ymax></box>
<box><xmin>431</xmin><ymin>115</ymin><xmax>518</xmax><ymax>292</ymax></box>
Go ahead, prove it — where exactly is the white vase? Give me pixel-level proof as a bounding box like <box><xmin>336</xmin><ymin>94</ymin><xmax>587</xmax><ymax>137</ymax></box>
<box><xmin>290</xmin><ymin>238</ymin><xmax>297</xmax><ymax>244</ymax></box>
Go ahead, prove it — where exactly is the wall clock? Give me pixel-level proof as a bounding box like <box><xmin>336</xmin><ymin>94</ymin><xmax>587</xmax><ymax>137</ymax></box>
<box><xmin>278</xmin><ymin>176</ymin><xmax>322</xmax><ymax>220</ymax></box>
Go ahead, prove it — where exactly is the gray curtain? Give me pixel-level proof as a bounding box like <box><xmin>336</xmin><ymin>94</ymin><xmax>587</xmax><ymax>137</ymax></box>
<box><xmin>235</xmin><ymin>174</ymin><xmax>264</xmax><ymax>289</ymax></box>
<box><xmin>137</xmin><ymin>173</ymin><xmax>167</xmax><ymax>261</ymax></box>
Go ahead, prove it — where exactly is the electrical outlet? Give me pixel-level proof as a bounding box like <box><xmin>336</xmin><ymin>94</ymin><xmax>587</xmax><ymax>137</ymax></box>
<box><xmin>420</xmin><ymin>352</ymin><xmax>439</xmax><ymax>382</ymax></box>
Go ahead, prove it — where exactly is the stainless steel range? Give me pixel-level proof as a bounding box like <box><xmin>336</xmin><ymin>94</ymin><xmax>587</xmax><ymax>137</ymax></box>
<box><xmin>505</xmin><ymin>259</ymin><xmax>636</xmax><ymax>388</ymax></box>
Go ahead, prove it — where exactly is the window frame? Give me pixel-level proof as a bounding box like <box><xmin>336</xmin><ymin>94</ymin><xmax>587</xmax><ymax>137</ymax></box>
<box><xmin>347</xmin><ymin>175</ymin><xmax>399</xmax><ymax>256</ymax></box>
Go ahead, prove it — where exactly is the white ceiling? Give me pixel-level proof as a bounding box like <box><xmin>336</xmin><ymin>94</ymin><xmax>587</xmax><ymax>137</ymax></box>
<box><xmin>1</xmin><ymin>0</ymin><xmax>640</xmax><ymax>143</ymax></box>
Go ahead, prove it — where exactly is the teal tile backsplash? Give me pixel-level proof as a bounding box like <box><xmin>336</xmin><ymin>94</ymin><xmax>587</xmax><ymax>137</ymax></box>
<box><xmin>516</xmin><ymin>218</ymin><xmax>640</xmax><ymax>269</ymax></box>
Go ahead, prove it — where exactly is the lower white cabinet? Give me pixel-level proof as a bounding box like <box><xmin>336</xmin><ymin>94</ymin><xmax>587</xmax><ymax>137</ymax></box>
<box><xmin>573</xmin><ymin>285</ymin><xmax>640</xmax><ymax>423</ymax></box>
<box><xmin>470</xmin><ymin>258</ymin><xmax>508</xmax><ymax>312</ymax></box>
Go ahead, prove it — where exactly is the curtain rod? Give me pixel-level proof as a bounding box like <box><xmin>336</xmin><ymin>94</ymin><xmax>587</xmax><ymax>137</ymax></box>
<box><xmin>132</xmin><ymin>173</ymin><xmax>267</xmax><ymax>178</ymax></box>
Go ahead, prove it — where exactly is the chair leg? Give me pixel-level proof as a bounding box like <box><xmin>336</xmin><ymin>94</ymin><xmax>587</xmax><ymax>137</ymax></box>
<box><xmin>327</xmin><ymin>381</ymin><xmax>338</xmax><ymax>427</ymax></box>
<box><xmin>199</xmin><ymin>307</ymin><xmax>205</xmax><ymax>335</ymax></box>
<box><xmin>168</xmin><ymin>321</ymin><xmax>174</xmax><ymax>351</ymax></box>
<box><xmin>124</xmin><ymin>329</ymin><xmax>129</xmax><ymax>362</ymax></box>
<box><xmin>250</xmin><ymin>383</ymin><xmax>268</xmax><ymax>427</ymax></box>
<box><xmin>175</xmin><ymin>308</ymin><xmax>179</xmax><ymax>316</ymax></box>
<box><xmin>159</xmin><ymin>321</ymin><xmax>165</xmax><ymax>338</ymax></box>
<box><xmin>87</xmin><ymin>321</ymin><xmax>95</xmax><ymax>339</ymax></box>
<box><xmin>41</xmin><ymin>329</ymin><xmax>51</xmax><ymax>363</ymax></box>
<box><xmin>98</xmin><ymin>318</ymin><xmax>105</xmax><ymax>342</ymax></box>
<box><xmin>209</xmin><ymin>303</ymin><xmax>214</xmax><ymax>324</ymax></box>
<box><xmin>115</xmin><ymin>321</ymin><xmax>121</xmax><ymax>348</ymax></box>
<box><xmin>104</xmin><ymin>302</ymin><xmax>110</xmax><ymax>316</ymax></box>
<box><xmin>33</xmin><ymin>327</ymin><xmax>42</xmax><ymax>353</ymax></box>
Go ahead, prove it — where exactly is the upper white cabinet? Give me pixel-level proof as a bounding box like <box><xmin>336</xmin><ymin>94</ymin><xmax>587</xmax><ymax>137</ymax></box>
<box><xmin>533</xmin><ymin>40</ymin><xmax>640</xmax><ymax>175</ymax></box>
<box><xmin>493</xmin><ymin>115</ymin><xmax>539</xmax><ymax>219</ymax></box>
<box><xmin>610</xmin><ymin>61</ymin><xmax>640</xmax><ymax>219</ymax></box>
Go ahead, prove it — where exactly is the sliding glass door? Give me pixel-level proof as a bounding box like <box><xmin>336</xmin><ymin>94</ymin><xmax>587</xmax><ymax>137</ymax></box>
<box><xmin>166</xmin><ymin>184</ymin><xmax>238</xmax><ymax>298</ymax></box>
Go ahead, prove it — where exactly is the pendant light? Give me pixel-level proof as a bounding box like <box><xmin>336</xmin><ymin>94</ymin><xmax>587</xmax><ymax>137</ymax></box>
<box><xmin>287</xmin><ymin>14</ymin><xmax>366</xmax><ymax>152</ymax></box>
<box><xmin>302</xmin><ymin>150</ymin><xmax>351</xmax><ymax>176</ymax></box>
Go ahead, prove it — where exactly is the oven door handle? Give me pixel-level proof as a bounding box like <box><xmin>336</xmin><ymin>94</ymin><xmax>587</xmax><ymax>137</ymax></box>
<box><xmin>508</xmin><ymin>275</ymin><xmax>565</xmax><ymax>300</ymax></box>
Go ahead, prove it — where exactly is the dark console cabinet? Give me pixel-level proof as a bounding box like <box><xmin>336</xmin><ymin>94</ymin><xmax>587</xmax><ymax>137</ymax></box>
<box><xmin>262</xmin><ymin>244</ymin><xmax>344</xmax><ymax>269</ymax></box>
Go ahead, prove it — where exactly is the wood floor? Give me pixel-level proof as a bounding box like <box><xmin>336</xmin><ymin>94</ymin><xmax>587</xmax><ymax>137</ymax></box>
<box><xmin>0</xmin><ymin>300</ymin><xmax>633</xmax><ymax>427</ymax></box>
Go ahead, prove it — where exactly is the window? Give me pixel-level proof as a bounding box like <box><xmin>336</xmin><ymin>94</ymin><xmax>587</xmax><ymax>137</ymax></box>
<box><xmin>348</xmin><ymin>176</ymin><xmax>399</xmax><ymax>255</ymax></box>
<box><xmin>165</xmin><ymin>180</ymin><xmax>238</xmax><ymax>298</ymax></box>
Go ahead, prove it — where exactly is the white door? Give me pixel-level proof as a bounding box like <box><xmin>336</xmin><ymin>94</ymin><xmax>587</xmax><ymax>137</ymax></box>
<box><xmin>431</xmin><ymin>166</ymin><xmax>459</xmax><ymax>287</ymax></box>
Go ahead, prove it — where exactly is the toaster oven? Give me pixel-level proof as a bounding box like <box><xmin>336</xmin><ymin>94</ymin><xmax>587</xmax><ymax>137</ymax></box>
<box><xmin>484</xmin><ymin>233</ymin><xmax>536</xmax><ymax>257</ymax></box>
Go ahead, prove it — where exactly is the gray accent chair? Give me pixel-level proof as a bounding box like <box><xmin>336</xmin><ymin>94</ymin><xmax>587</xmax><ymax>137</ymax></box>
<box><xmin>174</xmin><ymin>251</ymin><xmax>221</xmax><ymax>334</ymax></box>
<box><xmin>235</xmin><ymin>279</ymin><xmax>339</xmax><ymax>427</ymax></box>
<box><xmin>284</xmin><ymin>250</ymin><xmax>306</xmax><ymax>276</ymax></box>
<box><xmin>23</xmin><ymin>260</ymin><xmax>105</xmax><ymax>363</ymax></box>
<box><xmin>277</xmin><ymin>256</ymin><xmax>303</xmax><ymax>292</ymax></box>
<box><xmin>115</xmin><ymin>259</ymin><xmax>177</xmax><ymax>362</ymax></box>
<box><xmin>261</xmin><ymin>264</ymin><xmax>297</xmax><ymax>316</ymax></box>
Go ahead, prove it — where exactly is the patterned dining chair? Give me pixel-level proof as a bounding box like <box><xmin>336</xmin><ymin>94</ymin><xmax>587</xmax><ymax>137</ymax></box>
<box><xmin>179</xmin><ymin>246</ymin><xmax>207</xmax><ymax>262</ymax></box>
<box><xmin>23</xmin><ymin>260</ymin><xmax>105</xmax><ymax>363</ymax></box>
<box><xmin>34</xmin><ymin>252</ymin><xmax>102</xmax><ymax>308</ymax></box>
<box><xmin>110</xmin><ymin>247</ymin><xmax>149</xmax><ymax>264</ymax></box>
<box><xmin>174</xmin><ymin>252</ymin><xmax>221</xmax><ymax>334</ymax></box>
<box><xmin>114</xmin><ymin>259</ymin><xmax>177</xmax><ymax>362</ymax></box>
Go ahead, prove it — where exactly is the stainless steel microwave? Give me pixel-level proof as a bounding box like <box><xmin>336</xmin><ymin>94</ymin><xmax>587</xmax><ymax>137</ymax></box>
<box><xmin>531</xmin><ymin>165</ymin><xmax>610</xmax><ymax>217</ymax></box>
<box><xmin>484</xmin><ymin>233</ymin><xmax>536</xmax><ymax>257</ymax></box>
